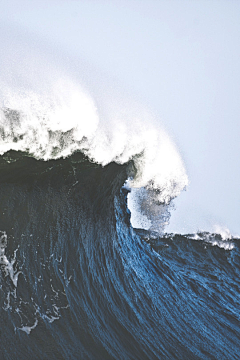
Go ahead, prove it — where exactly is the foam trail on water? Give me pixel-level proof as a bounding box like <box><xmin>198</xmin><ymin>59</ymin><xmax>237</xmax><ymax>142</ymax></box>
<box><xmin>18</xmin><ymin>320</ymin><xmax>38</xmax><ymax>335</ymax></box>
<box><xmin>0</xmin><ymin>231</ymin><xmax>21</xmax><ymax>287</ymax></box>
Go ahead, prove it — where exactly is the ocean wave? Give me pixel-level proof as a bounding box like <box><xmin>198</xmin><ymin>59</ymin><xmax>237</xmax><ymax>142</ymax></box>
<box><xmin>0</xmin><ymin>33</ymin><xmax>188</xmax><ymax>233</ymax></box>
<box><xmin>0</xmin><ymin>95</ymin><xmax>187</xmax><ymax>233</ymax></box>
<box><xmin>0</xmin><ymin>153</ymin><xmax>239</xmax><ymax>359</ymax></box>
<box><xmin>1</xmin><ymin>30</ymin><xmax>240</xmax><ymax>360</ymax></box>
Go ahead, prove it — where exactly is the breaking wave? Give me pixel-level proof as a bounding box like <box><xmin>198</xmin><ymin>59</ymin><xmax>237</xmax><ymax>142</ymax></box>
<box><xmin>1</xmin><ymin>30</ymin><xmax>240</xmax><ymax>360</ymax></box>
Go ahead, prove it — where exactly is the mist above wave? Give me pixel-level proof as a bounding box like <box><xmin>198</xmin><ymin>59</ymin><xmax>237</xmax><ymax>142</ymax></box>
<box><xmin>0</xmin><ymin>29</ymin><xmax>188</xmax><ymax>230</ymax></box>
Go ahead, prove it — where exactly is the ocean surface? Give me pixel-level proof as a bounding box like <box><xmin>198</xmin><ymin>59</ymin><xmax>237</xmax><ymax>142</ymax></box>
<box><xmin>0</xmin><ymin>44</ymin><xmax>240</xmax><ymax>359</ymax></box>
<box><xmin>0</xmin><ymin>148</ymin><xmax>240</xmax><ymax>360</ymax></box>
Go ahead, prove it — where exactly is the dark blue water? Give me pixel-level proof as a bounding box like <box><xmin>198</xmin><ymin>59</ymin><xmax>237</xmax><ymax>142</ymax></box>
<box><xmin>0</xmin><ymin>150</ymin><xmax>240</xmax><ymax>360</ymax></box>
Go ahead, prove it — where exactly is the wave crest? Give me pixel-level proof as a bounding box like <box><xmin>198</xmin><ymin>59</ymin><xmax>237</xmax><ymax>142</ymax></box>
<box><xmin>0</xmin><ymin>39</ymin><xmax>188</xmax><ymax>230</ymax></box>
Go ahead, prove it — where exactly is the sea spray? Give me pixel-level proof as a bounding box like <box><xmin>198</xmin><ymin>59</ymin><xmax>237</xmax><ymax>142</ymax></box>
<box><xmin>0</xmin><ymin>32</ymin><xmax>188</xmax><ymax>233</ymax></box>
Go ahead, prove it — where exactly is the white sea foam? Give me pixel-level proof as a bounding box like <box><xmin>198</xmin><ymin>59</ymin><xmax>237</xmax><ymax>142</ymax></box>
<box><xmin>0</xmin><ymin>231</ymin><xmax>21</xmax><ymax>287</ymax></box>
<box><xmin>0</xmin><ymin>78</ymin><xmax>188</xmax><ymax>201</ymax></box>
<box><xmin>212</xmin><ymin>225</ymin><xmax>239</xmax><ymax>241</ymax></box>
<box><xmin>188</xmin><ymin>226</ymin><xmax>237</xmax><ymax>251</ymax></box>
<box><xmin>18</xmin><ymin>319</ymin><xmax>38</xmax><ymax>335</ymax></box>
<box><xmin>0</xmin><ymin>31</ymin><xmax>188</xmax><ymax>230</ymax></box>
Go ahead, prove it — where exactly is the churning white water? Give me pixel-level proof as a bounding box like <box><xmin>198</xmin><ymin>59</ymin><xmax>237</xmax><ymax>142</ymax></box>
<box><xmin>0</xmin><ymin>29</ymin><xmax>188</xmax><ymax>232</ymax></box>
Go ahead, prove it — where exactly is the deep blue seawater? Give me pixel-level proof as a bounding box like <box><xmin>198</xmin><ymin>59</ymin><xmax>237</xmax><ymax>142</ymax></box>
<box><xmin>0</xmin><ymin>150</ymin><xmax>239</xmax><ymax>360</ymax></box>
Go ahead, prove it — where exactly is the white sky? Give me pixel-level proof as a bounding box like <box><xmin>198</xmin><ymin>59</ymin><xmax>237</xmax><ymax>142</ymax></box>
<box><xmin>1</xmin><ymin>0</ymin><xmax>240</xmax><ymax>234</ymax></box>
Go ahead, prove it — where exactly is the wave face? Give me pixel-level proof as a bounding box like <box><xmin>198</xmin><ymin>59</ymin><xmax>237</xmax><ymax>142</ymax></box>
<box><xmin>0</xmin><ymin>150</ymin><xmax>240</xmax><ymax>360</ymax></box>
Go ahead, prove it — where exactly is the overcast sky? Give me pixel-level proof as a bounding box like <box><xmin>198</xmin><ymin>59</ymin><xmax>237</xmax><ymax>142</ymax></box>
<box><xmin>1</xmin><ymin>0</ymin><xmax>240</xmax><ymax>235</ymax></box>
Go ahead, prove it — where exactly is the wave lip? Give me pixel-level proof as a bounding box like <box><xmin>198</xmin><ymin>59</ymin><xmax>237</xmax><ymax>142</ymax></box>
<box><xmin>188</xmin><ymin>231</ymin><xmax>236</xmax><ymax>250</ymax></box>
